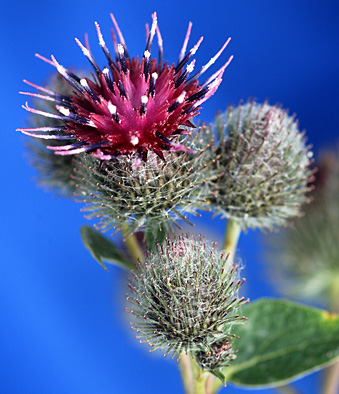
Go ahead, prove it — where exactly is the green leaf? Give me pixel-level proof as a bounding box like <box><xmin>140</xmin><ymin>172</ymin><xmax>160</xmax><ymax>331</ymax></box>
<box><xmin>223</xmin><ymin>298</ymin><xmax>339</xmax><ymax>388</ymax></box>
<box><xmin>80</xmin><ymin>226</ymin><xmax>134</xmax><ymax>271</ymax></box>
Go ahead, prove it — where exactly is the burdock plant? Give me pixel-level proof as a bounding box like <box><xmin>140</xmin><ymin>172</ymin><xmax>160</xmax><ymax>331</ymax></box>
<box><xmin>18</xmin><ymin>10</ymin><xmax>339</xmax><ymax>394</ymax></box>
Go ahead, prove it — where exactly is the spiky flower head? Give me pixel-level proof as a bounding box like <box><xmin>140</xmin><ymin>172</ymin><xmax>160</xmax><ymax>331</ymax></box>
<box><xmin>22</xmin><ymin>72</ymin><xmax>86</xmax><ymax>197</ymax></box>
<box><xmin>19</xmin><ymin>12</ymin><xmax>232</xmax><ymax>162</ymax></box>
<box><xmin>126</xmin><ymin>234</ymin><xmax>247</xmax><ymax>358</ymax></box>
<box><xmin>207</xmin><ymin>101</ymin><xmax>314</xmax><ymax>231</ymax></box>
<box><xmin>74</xmin><ymin>130</ymin><xmax>217</xmax><ymax>238</ymax></box>
<box><xmin>268</xmin><ymin>148</ymin><xmax>339</xmax><ymax>305</ymax></box>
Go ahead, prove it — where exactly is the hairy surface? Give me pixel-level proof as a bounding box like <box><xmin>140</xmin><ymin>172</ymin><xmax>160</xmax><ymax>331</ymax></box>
<box><xmin>208</xmin><ymin>101</ymin><xmax>314</xmax><ymax>230</ymax></box>
<box><xmin>126</xmin><ymin>234</ymin><xmax>247</xmax><ymax>361</ymax></box>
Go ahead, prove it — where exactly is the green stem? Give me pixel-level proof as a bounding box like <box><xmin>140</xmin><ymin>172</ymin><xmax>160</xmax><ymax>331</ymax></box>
<box><xmin>206</xmin><ymin>219</ymin><xmax>242</xmax><ymax>394</ymax></box>
<box><xmin>121</xmin><ymin>224</ymin><xmax>144</xmax><ymax>264</ymax></box>
<box><xmin>179</xmin><ymin>354</ymin><xmax>213</xmax><ymax>394</ymax></box>
<box><xmin>192</xmin><ymin>358</ymin><xmax>209</xmax><ymax>394</ymax></box>
<box><xmin>222</xmin><ymin>219</ymin><xmax>241</xmax><ymax>264</ymax></box>
<box><xmin>195</xmin><ymin>372</ymin><xmax>209</xmax><ymax>394</ymax></box>
<box><xmin>179</xmin><ymin>354</ymin><xmax>210</xmax><ymax>394</ymax></box>
<box><xmin>178</xmin><ymin>354</ymin><xmax>195</xmax><ymax>394</ymax></box>
<box><xmin>194</xmin><ymin>372</ymin><xmax>207</xmax><ymax>394</ymax></box>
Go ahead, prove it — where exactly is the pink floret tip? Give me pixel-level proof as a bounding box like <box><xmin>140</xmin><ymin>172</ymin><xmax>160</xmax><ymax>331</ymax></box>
<box><xmin>19</xmin><ymin>12</ymin><xmax>232</xmax><ymax>162</ymax></box>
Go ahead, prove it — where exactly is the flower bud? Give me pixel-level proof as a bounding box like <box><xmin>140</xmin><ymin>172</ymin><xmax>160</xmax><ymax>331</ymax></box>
<box><xmin>126</xmin><ymin>234</ymin><xmax>247</xmax><ymax>358</ymax></box>
<box><xmin>21</xmin><ymin>72</ymin><xmax>85</xmax><ymax>197</ymax></box>
<box><xmin>208</xmin><ymin>101</ymin><xmax>314</xmax><ymax>231</ymax></box>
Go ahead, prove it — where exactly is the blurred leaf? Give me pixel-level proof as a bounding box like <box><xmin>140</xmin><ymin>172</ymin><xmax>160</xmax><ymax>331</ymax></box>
<box><xmin>224</xmin><ymin>299</ymin><xmax>339</xmax><ymax>387</ymax></box>
<box><xmin>80</xmin><ymin>226</ymin><xmax>134</xmax><ymax>271</ymax></box>
<box><xmin>145</xmin><ymin>221</ymin><xmax>168</xmax><ymax>250</ymax></box>
<box><xmin>156</xmin><ymin>222</ymin><xmax>168</xmax><ymax>245</ymax></box>
<box><xmin>144</xmin><ymin>223</ymin><xmax>156</xmax><ymax>251</ymax></box>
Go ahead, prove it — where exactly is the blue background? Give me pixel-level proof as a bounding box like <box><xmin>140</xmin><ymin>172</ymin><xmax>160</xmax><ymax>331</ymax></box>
<box><xmin>1</xmin><ymin>0</ymin><xmax>338</xmax><ymax>393</ymax></box>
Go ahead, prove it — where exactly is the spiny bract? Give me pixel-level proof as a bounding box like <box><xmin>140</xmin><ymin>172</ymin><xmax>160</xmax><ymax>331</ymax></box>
<box><xmin>73</xmin><ymin>130</ymin><xmax>216</xmax><ymax>238</ymax></box>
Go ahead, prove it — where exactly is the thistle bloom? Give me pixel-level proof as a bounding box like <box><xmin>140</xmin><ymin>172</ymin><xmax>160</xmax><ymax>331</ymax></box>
<box><xmin>126</xmin><ymin>234</ymin><xmax>247</xmax><ymax>359</ymax></box>
<box><xmin>207</xmin><ymin>101</ymin><xmax>314</xmax><ymax>231</ymax></box>
<box><xmin>18</xmin><ymin>12</ymin><xmax>232</xmax><ymax>162</ymax></box>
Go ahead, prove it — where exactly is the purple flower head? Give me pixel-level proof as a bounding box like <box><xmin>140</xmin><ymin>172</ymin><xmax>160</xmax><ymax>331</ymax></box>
<box><xmin>19</xmin><ymin>12</ymin><xmax>232</xmax><ymax>162</ymax></box>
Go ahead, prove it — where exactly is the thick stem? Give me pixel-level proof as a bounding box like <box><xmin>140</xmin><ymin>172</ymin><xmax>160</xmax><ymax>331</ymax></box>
<box><xmin>178</xmin><ymin>354</ymin><xmax>195</xmax><ymax>394</ymax></box>
<box><xmin>195</xmin><ymin>372</ymin><xmax>209</xmax><ymax>394</ymax></box>
<box><xmin>205</xmin><ymin>373</ymin><xmax>218</xmax><ymax>394</ymax></box>
<box><xmin>192</xmin><ymin>358</ymin><xmax>209</xmax><ymax>394</ymax></box>
<box><xmin>179</xmin><ymin>354</ymin><xmax>213</xmax><ymax>394</ymax></box>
